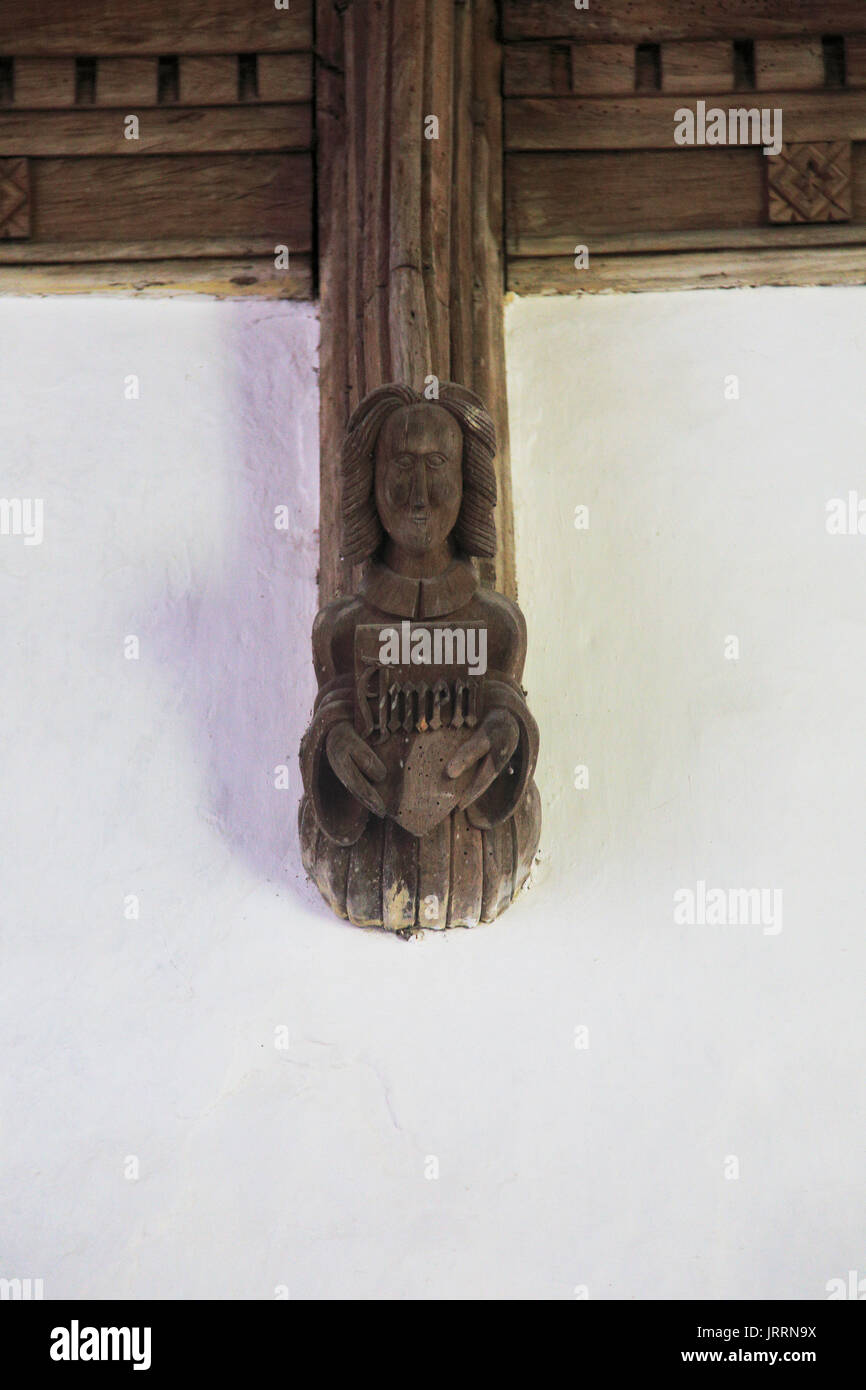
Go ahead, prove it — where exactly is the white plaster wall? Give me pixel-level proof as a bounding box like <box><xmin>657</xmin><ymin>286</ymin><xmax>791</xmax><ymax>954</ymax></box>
<box><xmin>507</xmin><ymin>287</ymin><xmax>866</xmax><ymax>1300</ymax></box>
<box><xmin>1</xmin><ymin>287</ymin><xmax>862</xmax><ymax>1301</ymax></box>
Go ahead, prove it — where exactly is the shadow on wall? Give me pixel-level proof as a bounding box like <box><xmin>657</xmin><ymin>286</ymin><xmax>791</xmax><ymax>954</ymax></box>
<box><xmin>143</xmin><ymin>301</ymin><xmax>325</xmax><ymax>907</ymax></box>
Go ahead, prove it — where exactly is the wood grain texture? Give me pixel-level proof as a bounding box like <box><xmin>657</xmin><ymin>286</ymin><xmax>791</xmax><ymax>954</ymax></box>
<box><xmin>480</xmin><ymin>819</ymin><xmax>514</xmax><ymax>922</ymax></box>
<box><xmin>362</xmin><ymin>0</ymin><xmax>392</xmax><ymax>393</ymax></box>
<box><xmin>472</xmin><ymin>0</ymin><xmax>514</xmax><ymax>598</ymax></box>
<box><xmin>12</xmin><ymin>58</ymin><xmax>77</xmax><ymax>108</ymax></box>
<box><xmin>345</xmin><ymin>814</ymin><xmax>385</xmax><ymax>927</ymax></box>
<box><xmin>503</xmin><ymin>43</ymin><xmax>558</xmax><ymax>96</ymax></box>
<box><xmin>417</xmin><ymin>818</ymin><xmax>451</xmax><ymax>929</ymax></box>
<box><xmin>381</xmin><ymin>819</ymin><xmax>418</xmax><ymax>931</ymax></box>
<box><xmin>502</xmin><ymin>0</ymin><xmax>866</xmax><ymax>43</ymax></box>
<box><xmin>507</xmin><ymin>245</ymin><xmax>866</xmax><ymax>293</ymax></box>
<box><xmin>257</xmin><ymin>54</ymin><xmax>313</xmax><ymax>103</ymax></box>
<box><xmin>0</xmin><ymin>105</ymin><xmax>312</xmax><ymax>155</ymax></box>
<box><xmin>5</xmin><ymin>53</ymin><xmax>311</xmax><ymax>107</ymax></box>
<box><xmin>846</xmin><ymin>37</ymin><xmax>866</xmax><ymax>89</ymax></box>
<box><xmin>311</xmin><ymin>827</ymin><xmax>351</xmax><ymax>920</ymax></box>
<box><xmin>449</xmin><ymin>0</ymin><xmax>474</xmax><ymax>387</ymax></box>
<box><xmin>0</xmin><ymin>0</ymin><xmax>312</xmax><ymax>54</ymax></box>
<box><xmin>506</xmin><ymin>149</ymin><xmax>765</xmax><ymax>246</ymax></box>
<box><xmin>177</xmin><ymin>57</ymin><xmax>237</xmax><ymax>105</ymax></box>
<box><xmin>389</xmin><ymin>0</ymin><xmax>430</xmax><ymax>387</ymax></box>
<box><xmin>0</xmin><ymin>156</ymin><xmax>29</xmax><ymax>237</ymax></box>
<box><xmin>0</xmin><ymin>235</ymin><xmax>283</xmax><ymax>263</ymax></box>
<box><xmin>423</xmin><ymin>0</ymin><xmax>455</xmax><ymax>376</ymax></box>
<box><xmin>447</xmin><ymin>811</ymin><xmax>483</xmax><ymax>927</ymax></box>
<box><xmin>571</xmin><ymin>43</ymin><xmax>635</xmax><ymax>96</ymax></box>
<box><xmin>755</xmin><ymin>39</ymin><xmax>824</xmax><ymax>91</ymax></box>
<box><xmin>344</xmin><ymin>0</ymin><xmax>368</xmax><ymax>412</ymax></box>
<box><xmin>661</xmin><ymin>42</ymin><xmax>734</xmax><ymax>93</ymax></box>
<box><xmin>316</xmin><ymin>0</ymin><xmax>352</xmax><ymax>601</ymax></box>
<box><xmin>316</xmin><ymin>0</ymin><xmax>517</xmax><ymax>604</ymax></box>
<box><xmin>0</xmin><ymin>256</ymin><xmax>312</xmax><ymax>297</ymax></box>
<box><xmin>506</xmin><ymin>93</ymin><xmax>866</xmax><ymax>151</ymax></box>
<box><xmin>28</xmin><ymin>154</ymin><xmax>312</xmax><ymax>245</ymax></box>
<box><xmin>506</xmin><ymin>141</ymin><xmax>866</xmax><ymax>252</ymax></box>
<box><xmin>504</xmin><ymin>42</ymin><xmax>635</xmax><ymax>96</ymax></box>
<box><xmin>96</xmin><ymin>58</ymin><xmax>159</xmax><ymax>106</ymax></box>
<box><xmin>505</xmin><ymin>222</ymin><xmax>866</xmax><ymax>256</ymax></box>
<box><xmin>506</xmin><ymin>37</ymin><xmax>866</xmax><ymax>99</ymax></box>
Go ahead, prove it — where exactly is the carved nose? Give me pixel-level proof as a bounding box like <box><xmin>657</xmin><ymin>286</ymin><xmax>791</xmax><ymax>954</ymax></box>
<box><xmin>410</xmin><ymin>460</ymin><xmax>428</xmax><ymax>509</ymax></box>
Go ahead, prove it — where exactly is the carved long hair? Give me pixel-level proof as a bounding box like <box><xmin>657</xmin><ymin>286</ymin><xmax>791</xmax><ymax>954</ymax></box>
<box><xmin>341</xmin><ymin>382</ymin><xmax>497</xmax><ymax>562</ymax></box>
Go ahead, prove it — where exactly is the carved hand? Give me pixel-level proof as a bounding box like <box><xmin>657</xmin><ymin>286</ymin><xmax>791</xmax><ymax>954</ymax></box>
<box><xmin>445</xmin><ymin>707</ymin><xmax>520</xmax><ymax>811</ymax></box>
<box><xmin>325</xmin><ymin>721</ymin><xmax>388</xmax><ymax>817</ymax></box>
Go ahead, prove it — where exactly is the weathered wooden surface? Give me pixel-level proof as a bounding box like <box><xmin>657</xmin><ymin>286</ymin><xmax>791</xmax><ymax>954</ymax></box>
<box><xmin>508</xmin><ymin>245</ymin><xmax>866</xmax><ymax>293</ymax></box>
<box><xmin>316</xmin><ymin>0</ymin><xmax>515</xmax><ymax>604</ymax></box>
<box><xmin>3</xmin><ymin>53</ymin><xmax>312</xmax><ymax>106</ymax></box>
<box><xmin>0</xmin><ymin>156</ymin><xmax>29</xmax><ymax>238</ymax></box>
<box><xmin>472</xmin><ymin>0</ymin><xmax>514</xmax><ymax>597</ymax></box>
<box><xmin>754</xmin><ymin>39</ymin><xmax>825</xmax><ymax>91</ymax></box>
<box><xmin>661</xmin><ymin>42</ymin><xmax>735</xmax><ymax>93</ymax></box>
<box><xmin>258</xmin><ymin>55</ymin><xmax>313</xmax><ymax>104</ymax></box>
<box><xmin>504</xmin><ymin>36</ymin><xmax>866</xmax><ymax>98</ymax></box>
<box><xmin>0</xmin><ymin>0</ymin><xmax>312</xmax><ymax>53</ymax></box>
<box><xmin>509</xmin><ymin>222</ymin><xmax>866</xmax><ymax>257</ymax></box>
<box><xmin>0</xmin><ymin>236</ymin><xmax>283</xmax><ymax>263</ymax></box>
<box><xmin>572</xmin><ymin>44</ymin><xmax>639</xmax><ymax>97</ymax></box>
<box><xmin>502</xmin><ymin>9</ymin><xmax>866</xmax><ymax>294</ymax></box>
<box><xmin>12</xmin><ymin>58</ymin><xmax>79</xmax><ymax>107</ymax></box>
<box><xmin>506</xmin><ymin>138</ymin><xmax>866</xmax><ymax>286</ymax></box>
<box><xmin>0</xmin><ymin>1</ymin><xmax>315</xmax><ymax>296</ymax></box>
<box><xmin>315</xmin><ymin>0</ymin><xmax>350</xmax><ymax>603</ymax></box>
<box><xmin>767</xmin><ymin>141</ymin><xmax>852</xmax><ymax>223</ymax></box>
<box><xmin>507</xmin><ymin>148</ymin><xmax>766</xmax><ymax>247</ymax></box>
<box><xmin>847</xmin><ymin>37</ymin><xmax>866</xmax><ymax>88</ymax></box>
<box><xmin>506</xmin><ymin>93</ymin><xmax>866</xmax><ymax>151</ymax></box>
<box><xmin>177</xmin><ymin>56</ymin><xmax>239</xmax><ymax>106</ymax></box>
<box><xmin>23</xmin><ymin>154</ymin><xmax>312</xmax><ymax>244</ymax></box>
<box><xmin>502</xmin><ymin>1</ymin><xmax>866</xmax><ymax>43</ymax></box>
<box><xmin>0</xmin><ymin>106</ymin><xmax>311</xmax><ymax>155</ymax></box>
<box><xmin>94</xmin><ymin>58</ymin><xmax>160</xmax><ymax>106</ymax></box>
<box><xmin>0</xmin><ymin>256</ymin><xmax>311</xmax><ymax>297</ymax></box>
<box><xmin>388</xmin><ymin>0</ymin><xmax>429</xmax><ymax>388</ymax></box>
<box><xmin>299</xmin><ymin>388</ymin><xmax>540</xmax><ymax>932</ymax></box>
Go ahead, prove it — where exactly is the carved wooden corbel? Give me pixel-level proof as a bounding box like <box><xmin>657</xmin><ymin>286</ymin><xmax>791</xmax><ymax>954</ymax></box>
<box><xmin>299</xmin><ymin>383</ymin><xmax>541</xmax><ymax>931</ymax></box>
<box><xmin>306</xmin><ymin>0</ymin><xmax>539</xmax><ymax>930</ymax></box>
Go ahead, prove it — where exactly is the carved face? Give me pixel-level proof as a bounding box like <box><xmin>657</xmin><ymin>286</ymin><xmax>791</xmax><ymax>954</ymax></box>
<box><xmin>374</xmin><ymin>404</ymin><xmax>463</xmax><ymax>554</ymax></box>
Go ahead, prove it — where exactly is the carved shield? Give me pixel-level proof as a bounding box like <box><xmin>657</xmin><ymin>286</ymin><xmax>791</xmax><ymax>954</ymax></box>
<box><xmin>372</xmin><ymin>726</ymin><xmax>475</xmax><ymax>837</ymax></box>
<box><xmin>354</xmin><ymin>623</ymin><xmax>486</xmax><ymax>838</ymax></box>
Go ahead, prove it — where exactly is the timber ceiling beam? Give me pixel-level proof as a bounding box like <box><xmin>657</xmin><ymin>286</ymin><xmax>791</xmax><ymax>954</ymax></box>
<box><xmin>501</xmin><ymin>2</ymin><xmax>866</xmax><ymax>295</ymax></box>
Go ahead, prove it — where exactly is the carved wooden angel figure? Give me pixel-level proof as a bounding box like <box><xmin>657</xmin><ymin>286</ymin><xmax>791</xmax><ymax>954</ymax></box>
<box><xmin>299</xmin><ymin>383</ymin><xmax>541</xmax><ymax>931</ymax></box>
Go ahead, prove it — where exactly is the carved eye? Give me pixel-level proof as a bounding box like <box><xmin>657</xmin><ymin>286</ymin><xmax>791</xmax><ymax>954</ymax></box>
<box><xmin>426</xmin><ymin>453</ymin><xmax>447</xmax><ymax>469</ymax></box>
<box><xmin>394</xmin><ymin>453</ymin><xmax>414</xmax><ymax>469</ymax></box>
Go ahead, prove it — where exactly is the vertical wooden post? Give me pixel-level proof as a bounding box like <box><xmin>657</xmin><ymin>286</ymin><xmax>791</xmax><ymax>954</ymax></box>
<box><xmin>315</xmin><ymin>0</ymin><xmax>349</xmax><ymax>604</ymax></box>
<box><xmin>315</xmin><ymin>0</ymin><xmax>515</xmax><ymax>602</ymax></box>
<box><xmin>471</xmin><ymin>0</ymin><xmax>515</xmax><ymax>600</ymax></box>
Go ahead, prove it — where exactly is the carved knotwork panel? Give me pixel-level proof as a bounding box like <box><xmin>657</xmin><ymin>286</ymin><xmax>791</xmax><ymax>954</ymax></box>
<box><xmin>0</xmin><ymin>157</ymin><xmax>30</xmax><ymax>238</ymax></box>
<box><xmin>767</xmin><ymin>141</ymin><xmax>852</xmax><ymax>224</ymax></box>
